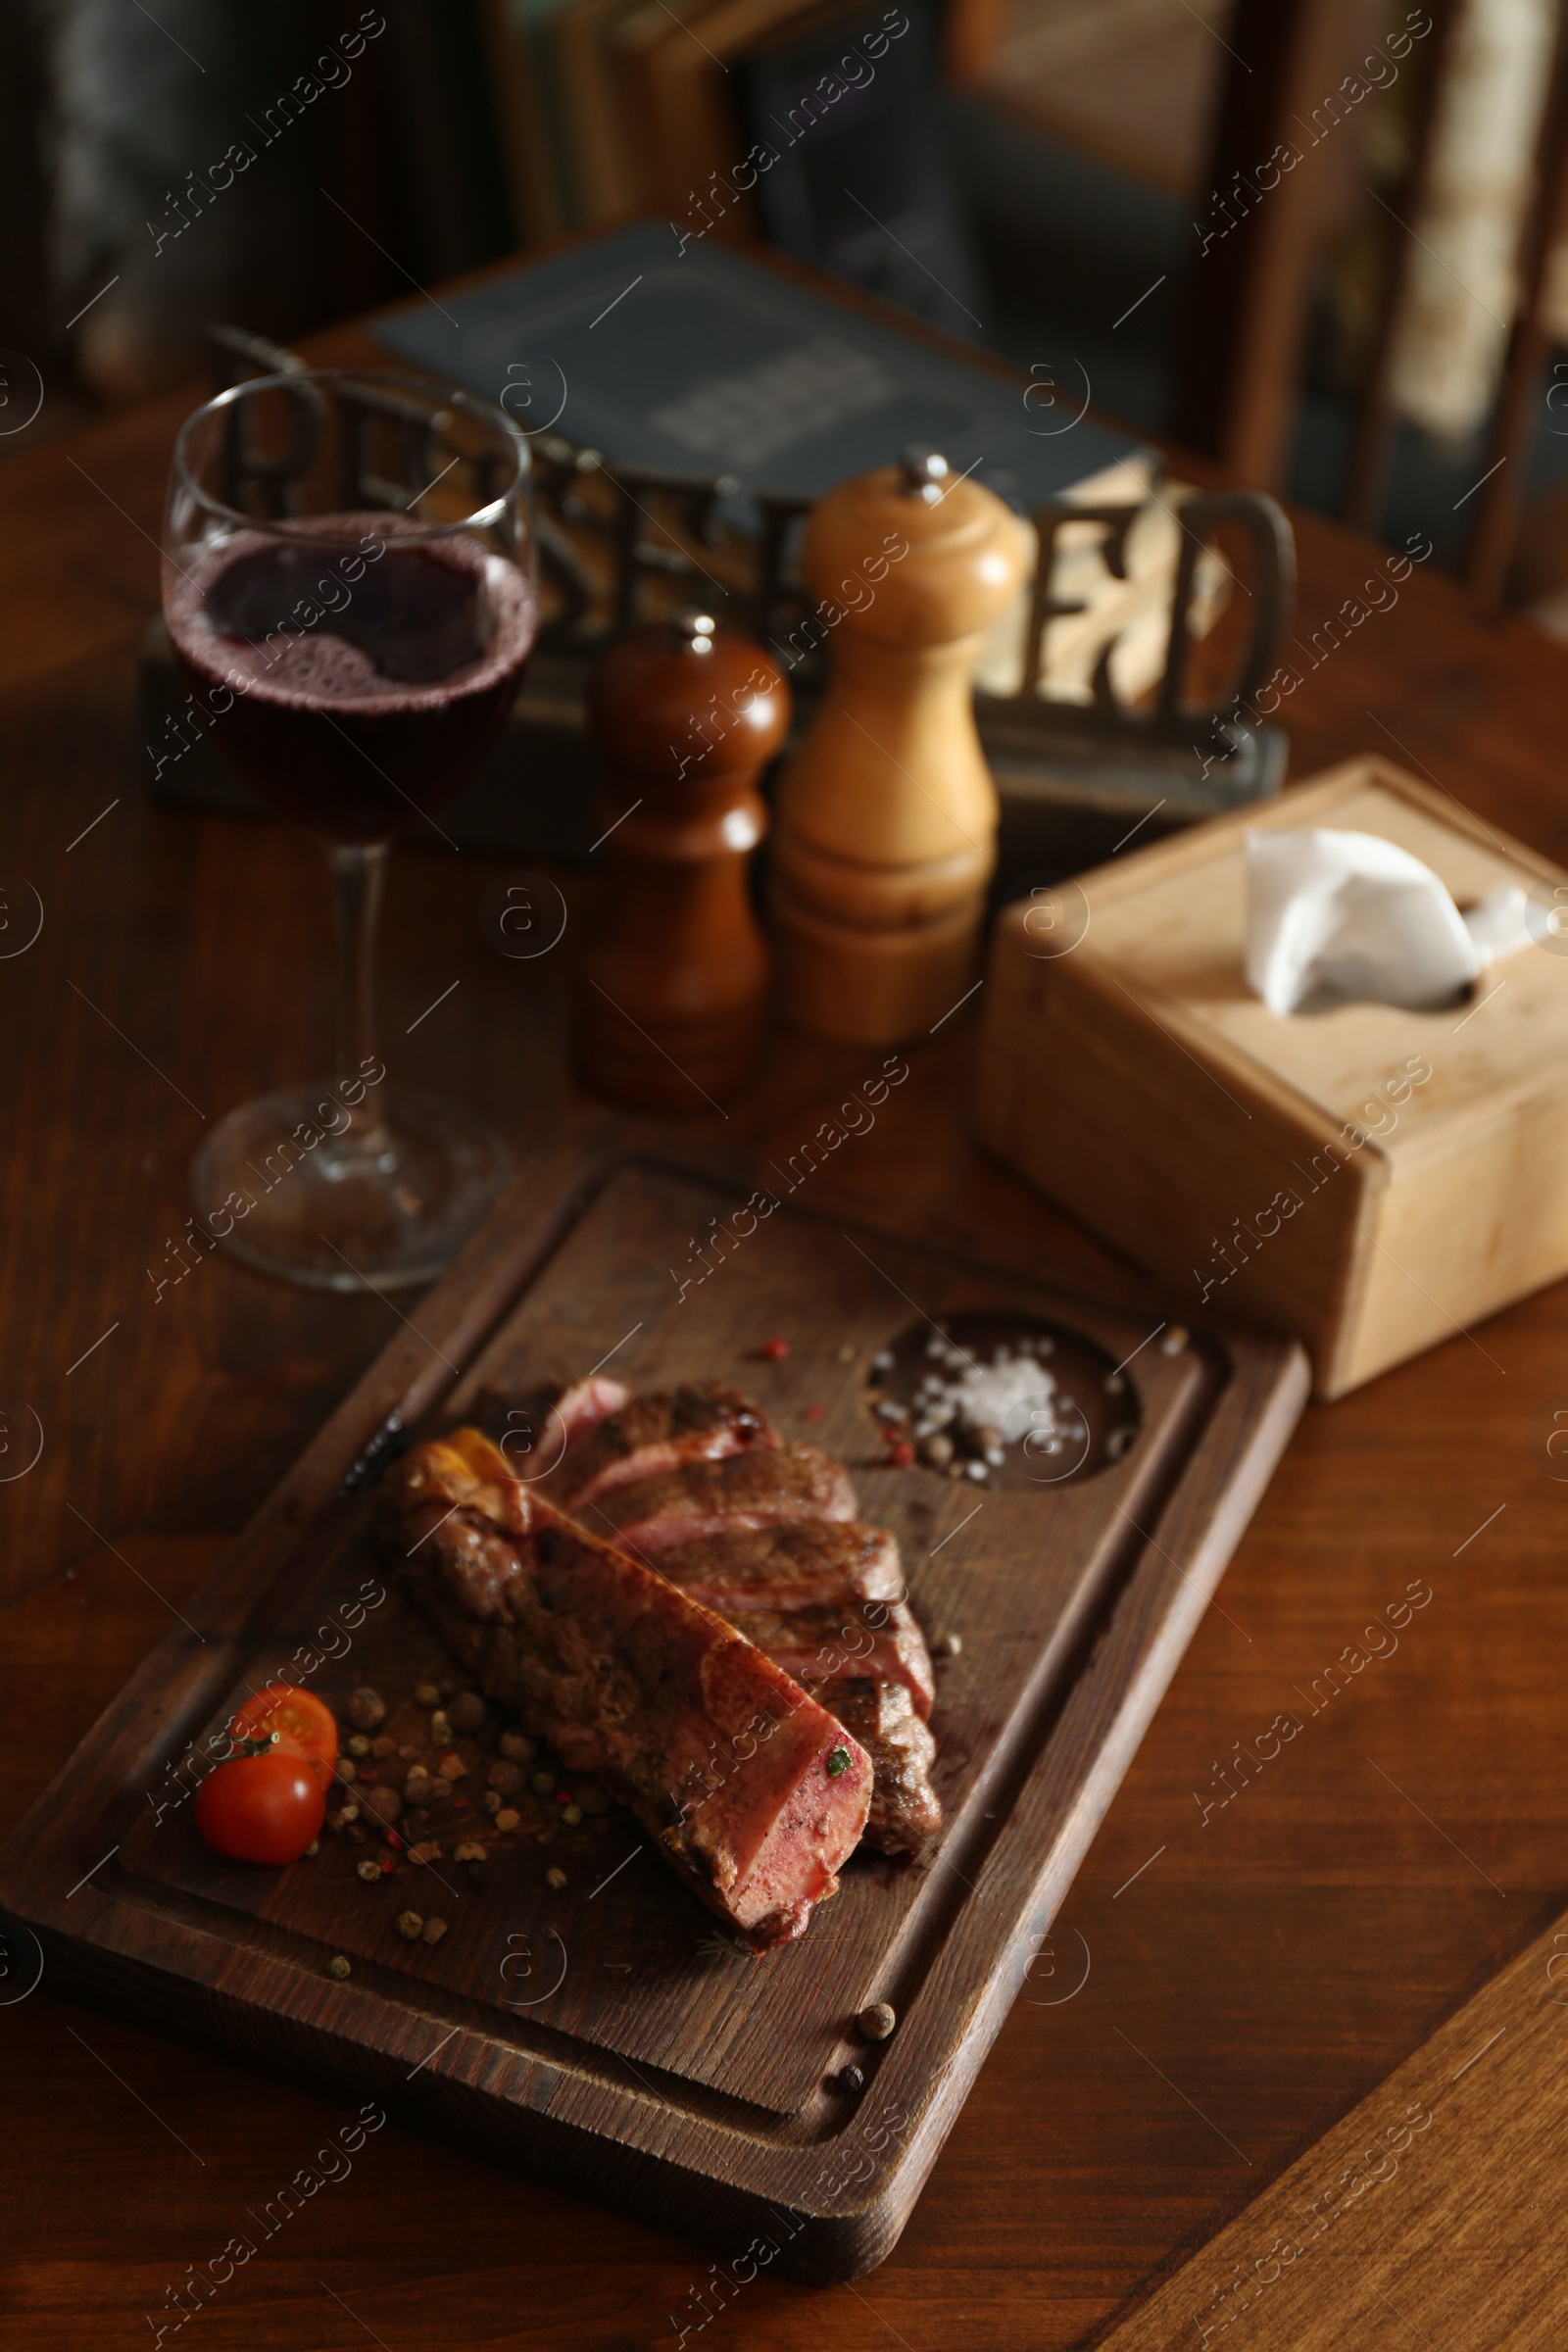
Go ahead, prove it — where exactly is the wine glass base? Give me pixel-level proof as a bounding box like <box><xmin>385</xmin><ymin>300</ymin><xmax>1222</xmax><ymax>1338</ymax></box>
<box><xmin>191</xmin><ymin>1087</ymin><xmax>513</xmax><ymax>1292</ymax></box>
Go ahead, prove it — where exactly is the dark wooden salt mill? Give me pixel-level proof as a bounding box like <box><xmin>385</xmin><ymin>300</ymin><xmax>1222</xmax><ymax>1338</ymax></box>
<box><xmin>573</xmin><ymin>608</ymin><xmax>790</xmax><ymax>1111</ymax></box>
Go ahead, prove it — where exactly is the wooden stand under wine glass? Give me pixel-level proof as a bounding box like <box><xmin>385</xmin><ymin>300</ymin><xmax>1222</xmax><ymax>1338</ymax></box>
<box><xmin>769</xmin><ymin>448</ymin><xmax>1033</xmax><ymax>1046</ymax></box>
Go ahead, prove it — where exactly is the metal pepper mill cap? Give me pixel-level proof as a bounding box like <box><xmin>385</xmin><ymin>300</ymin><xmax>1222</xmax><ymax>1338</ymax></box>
<box><xmin>900</xmin><ymin>446</ymin><xmax>951</xmax><ymax>503</ymax></box>
<box><xmin>670</xmin><ymin>607</ymin><xmax>717</xmax><ymax>651</ymax></box>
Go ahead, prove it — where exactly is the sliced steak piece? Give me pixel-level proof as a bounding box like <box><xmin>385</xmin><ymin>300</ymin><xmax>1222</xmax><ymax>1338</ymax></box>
<box><xmin>664</xmin><ymin>1592</ymin><xmax>936</xmax><ymax>1718</ymax></box>
<box><xmin>552</xmin><ymin>1375</ymin><xmax>631</xmax><ymax>1439</ymax></box>
<box><xmin>470</xmin><ymin>1375</ymin><xmax>628</xmax><ymax>1479</ymax></box>
<box><xmin>379</xmin><ymin>1428</ymin><xmax>870</xmax><ymax>1951</ymax></box>
<box><xmin>589</xmin><ymin>1446</ymin><xmax>857</xmax><ymax>1554</ymax></box>
<box><xmin>651</xmin><ymin>1520</ymin><xmax>904</xmax><ymax>1615</ymax></box>
<box><xmin>806</xmin><ymin>1678</ymin><xmax>941</xmax><ymax>1856</ymax></box>
<box><xmin>554</xmin><ymin>1382</ymin><xmax>776</xmax><ymax>1509</ymax></box>
<box><xmin>471</xmin><ymin>1380</ymin><xmax>775</xmax><ymax>1506</ymax></box>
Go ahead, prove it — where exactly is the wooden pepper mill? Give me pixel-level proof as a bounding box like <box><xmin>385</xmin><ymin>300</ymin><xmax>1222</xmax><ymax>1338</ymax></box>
<box><xmin>573</xmin><ymin>608</ymin><xmax>790</xmax><ymax>1112</ymax></box>
<box><xmin>769</xmin><ymin>447</ymin><xmax>1032</xmax><ymax>1044</ymax></box>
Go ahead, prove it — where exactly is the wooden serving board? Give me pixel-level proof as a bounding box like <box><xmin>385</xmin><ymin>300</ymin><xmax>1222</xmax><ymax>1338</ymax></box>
<box><xmin>0</xmin><ymin>1125</ymin><xmax>1307</xmax><ymax>2281</ymax></box>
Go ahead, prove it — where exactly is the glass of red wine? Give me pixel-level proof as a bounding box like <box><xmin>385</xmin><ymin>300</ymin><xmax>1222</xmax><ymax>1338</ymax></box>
<box><xmin>164</xmin><ymin>368</ymin><xmax>534</xmax><ymax>1290</ymax></box>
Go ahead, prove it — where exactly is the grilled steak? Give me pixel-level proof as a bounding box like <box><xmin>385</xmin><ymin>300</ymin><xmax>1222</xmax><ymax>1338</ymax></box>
<box><xmin>555</xmin><ymin>1382</ymin><xmax>776</xmax><ymax>1508</ymax></box>
<box><xmin>588</xmin><ymin>1446</ymin><xmax>857</xmax><ymax>1554</ymax></box>
<box><xmin>806</xmin><ymin>1679</ymin><xmax>941</xmax><ymax>1855</ymax></box>
<box><xmin>380</xmin><ymin>1428</ymin><xmax>871</xmax><ymax>1951</ymax></box>
<box><xmin>551</xmin><ymin>1375</ymin><xmax>631</xmax><ymax>1439</ymax></box>
<box><xmin>474</xmin><ymin>1379</ymin><xmax>775</xmax><ymax>1506</ymax></box>
<box><xmin>404</xmin><ymin>1380</ymin><xmax>945</xmax><ymax>1876</ymax></box>
<box><xmin>470</xmin><ymin>1375</ymin><xmax>628</xmax><ymax>1482</ymax></box>
<box><xmin>651</xmin><ymin>1520</ymin><xmax>904</xmax><ymax>1614</ymax></box>
<box><xmin>662</xmin><ymin>1591</ymin><xmax>936</xmax><ymax>1718</ymax></box>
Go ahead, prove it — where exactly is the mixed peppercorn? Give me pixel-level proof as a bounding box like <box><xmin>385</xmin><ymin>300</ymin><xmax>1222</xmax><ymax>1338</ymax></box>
<box><xmin>321</xmin><ymin>1675</ymin><xmax>618</xmax><ymax>1935</ymax></box>
<box><xmin>192</xmin><ymin>1670</ymin><xmax>626</xmax><ymax>1978</ymax></box>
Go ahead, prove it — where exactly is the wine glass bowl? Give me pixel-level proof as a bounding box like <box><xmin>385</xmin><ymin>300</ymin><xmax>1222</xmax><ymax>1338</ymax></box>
<box><xmin>165</xmin><ymin>370</ymin><xmax>533</xmax><ymax>1291</ymax></box>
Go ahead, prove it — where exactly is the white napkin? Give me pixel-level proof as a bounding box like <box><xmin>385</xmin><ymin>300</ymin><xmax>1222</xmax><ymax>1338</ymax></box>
<box><xmin>1246</xmin><ymin>828</ymin><xmax>1532</xmax><ymax>1015</ymax></box>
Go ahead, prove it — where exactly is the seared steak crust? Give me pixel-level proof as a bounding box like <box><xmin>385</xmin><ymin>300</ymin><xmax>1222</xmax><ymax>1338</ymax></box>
<box><xmin>806</xmin><ymin>1679</ymin><xmax>941</xmax><ymax>1855</ymax></box>
<box><xmin>476</xmin><ymin>1380</ymin><xmax>775</xmax><ymax>1506</ymax></box>
<box><xmin>661</xmin><ymin>1592</ymin><xmax>936</xmax><ymax>1718</ymax></box>
<box><xmin>589</xmin><ymin>1446</ymin><xmax>856</xmax><ymax>1553</ymax></box>
<box><xmin>558</xmin><ymin>1382</ymin><xmax>776</xmax><ymax>1508</ymax></box>
<box><xmin>650</xmin><ymin>1520</ymin><xmax>904</xmax><ymax>1613</ymax></box>
<box><xmin>468</xmin><ymin>1375</ymin><xmax>628</xmax><ymax>1484</ymax></box>
<box><xmin>380</xmin><ymin>1428</ymin><xmax>870</xmax><ymax>1950</ymax></box>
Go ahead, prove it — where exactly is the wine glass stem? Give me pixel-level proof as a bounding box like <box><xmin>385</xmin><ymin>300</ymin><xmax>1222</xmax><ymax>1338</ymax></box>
<box><xmin>330</xmin><ymin>842</ymin><xmax>392</xmax><ymax>1151</ymax></box>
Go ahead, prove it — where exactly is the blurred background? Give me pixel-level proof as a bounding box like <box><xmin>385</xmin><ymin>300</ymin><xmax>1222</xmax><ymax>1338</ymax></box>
<box><xmin>9</xmin><ymin>0</ymin><xmax>1568</xmax><ymax>623</ymax></box>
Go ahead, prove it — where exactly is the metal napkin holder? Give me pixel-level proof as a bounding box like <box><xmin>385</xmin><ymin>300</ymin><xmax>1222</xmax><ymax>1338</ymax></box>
<box><xmin>140</xmin><ymin>325</ymin><xmax>1296</xmax><ymax>880</ymax></box>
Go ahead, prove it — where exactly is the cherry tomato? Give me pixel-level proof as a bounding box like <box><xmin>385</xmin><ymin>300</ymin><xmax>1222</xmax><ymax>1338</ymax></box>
<box><xmin>228</xmin><ymin>1684</ymin><xmax>338</xmax><ymax>1788</ymax></box>
<box><xmin>196</xmin><ymin>1750</ymin><xmax>325</xmax><ymax>1864</ymax></box>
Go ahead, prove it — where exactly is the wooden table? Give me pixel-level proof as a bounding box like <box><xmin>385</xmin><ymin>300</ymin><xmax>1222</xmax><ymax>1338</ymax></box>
<box><xmin>3</xmin><ymin>290</ymin><xmax>1568</xmax><ymax>2352</ymax></box>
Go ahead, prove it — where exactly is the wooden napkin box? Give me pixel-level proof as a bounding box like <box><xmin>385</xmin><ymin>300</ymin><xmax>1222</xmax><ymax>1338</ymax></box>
<box><xmin>974</xmin><ymin>758</ymin><xmax>1568</xmax><ymax>1397</ymax></box>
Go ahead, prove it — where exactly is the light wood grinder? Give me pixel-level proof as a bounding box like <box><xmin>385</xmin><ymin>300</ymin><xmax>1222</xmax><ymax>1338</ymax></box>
<box><xmin>769</xmin><ymin>447</ymin><xmax>1032</xmax><ymax>1045</ymax></box>
<box><xmin>574</xmin><ymin>608</ymin><xmax>789</xmax><ymax>1112</ymax></box>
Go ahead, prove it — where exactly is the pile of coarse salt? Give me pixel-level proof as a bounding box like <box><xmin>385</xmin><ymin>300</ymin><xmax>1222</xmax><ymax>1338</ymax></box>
<box><xmin>872</xmin><ymin>1330</ymin><xmax>1087</xmax><ymax>1478</ymax></box>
